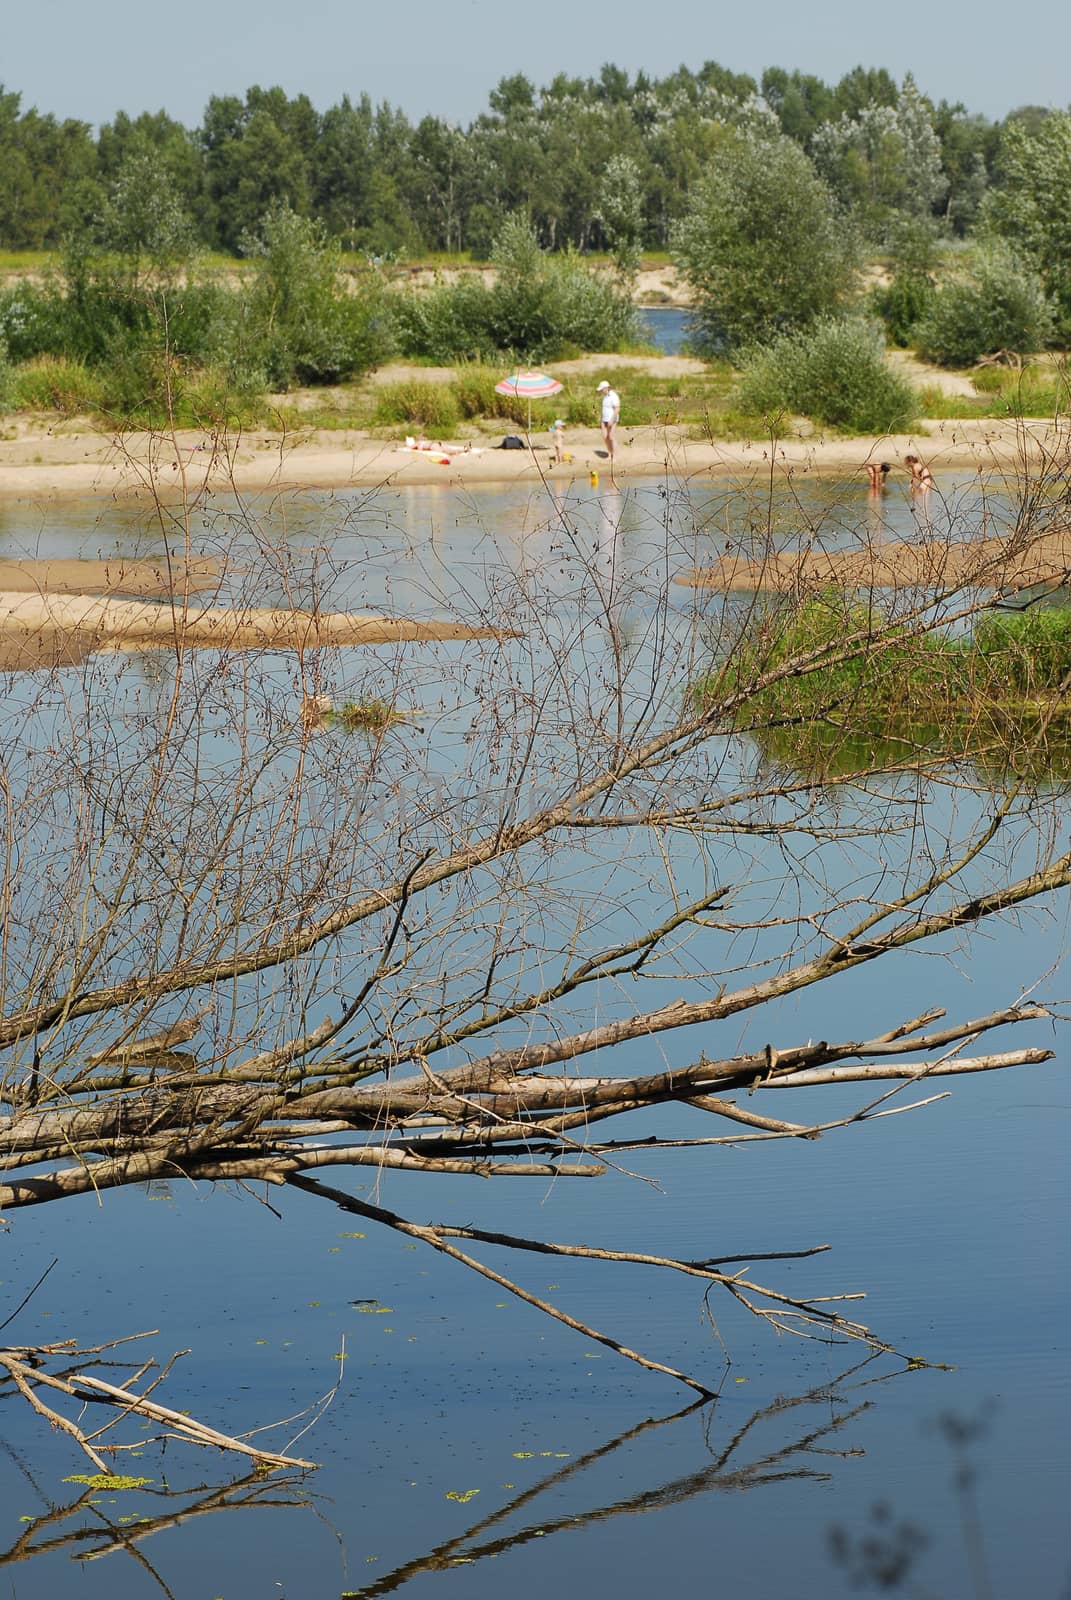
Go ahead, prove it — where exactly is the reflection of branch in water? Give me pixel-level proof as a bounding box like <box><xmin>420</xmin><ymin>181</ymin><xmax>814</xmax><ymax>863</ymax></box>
<box><xmin>351</xmin><ymin>1355</ymin><xmax>901</xmax><ymax>1600</ymax></box>
<box><xmin>0</xmin><ymin>1463</ymin><xmax>312</xmax><ymax>1585</ymax></box>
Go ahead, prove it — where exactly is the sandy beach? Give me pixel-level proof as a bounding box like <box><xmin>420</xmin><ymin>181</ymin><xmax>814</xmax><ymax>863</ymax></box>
<box><xmin>0</xmin><ymin>413</ymin><xmax>1065</xmax><ymax>503</ymax></box>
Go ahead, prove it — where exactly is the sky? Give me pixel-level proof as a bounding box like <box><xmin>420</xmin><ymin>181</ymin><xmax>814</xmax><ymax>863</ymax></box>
<box><xmin>5</xmin><ymin>0</ymin><xmax>1069</xmax><ymax>130</ymax></box>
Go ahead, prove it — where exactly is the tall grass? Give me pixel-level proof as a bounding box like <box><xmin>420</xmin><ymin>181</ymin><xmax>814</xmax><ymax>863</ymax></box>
<box><xmin>693</xmin><ymin>594</ymin><xmax>1071</xmax><ymax>778</ymax></box>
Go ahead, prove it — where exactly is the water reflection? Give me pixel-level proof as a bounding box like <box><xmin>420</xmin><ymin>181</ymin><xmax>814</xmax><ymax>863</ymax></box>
<box><xmin>0</xmin><ymin>1455</ymin><xmax>312</xmax><ymax>1590</ymax></box>
<box><xmin>346</xmin><ymin>1355</ymin><xmax>896</xmax><ymax>1599</ymax></box>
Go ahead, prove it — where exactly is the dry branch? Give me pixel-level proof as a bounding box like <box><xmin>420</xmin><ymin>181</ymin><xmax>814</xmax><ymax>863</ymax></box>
<box><xmin>0</xmin><ymin>1335</ymin><xmax>317</xmax><ymax>1470</ymax></box>
<box><xmin>1</xmin><ymin>420</ymin><xmax>1069</xmax><ymax>1420</ymax></box>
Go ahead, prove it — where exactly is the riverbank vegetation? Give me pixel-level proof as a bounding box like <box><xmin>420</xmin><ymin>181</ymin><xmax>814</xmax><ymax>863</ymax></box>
<box><xmin>1</xmin><ymin>66</ymin><xmax>1069</xmax><ymax>435</ymax></box>
<box><xmin>694</xmin><ymin>590</ymin><xmax>1071</xmax><ymax>777</ymax></box>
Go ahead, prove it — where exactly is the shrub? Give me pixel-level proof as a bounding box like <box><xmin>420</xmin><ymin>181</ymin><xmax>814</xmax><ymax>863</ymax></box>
<box><xmin>372</xmin><ymin>381</ymin><xmax>460</xmax><ymax>432</ymax></box>
<box><xmin>914</xmin><ymin>245</ymin><xmax>1054</xmax><ymax>367</ymax></box>
<box><xmin>238</xmin><ymin>207</ymin><xmax>396</xmax><ymax>387</ymax></box>
<box><xmin>395</xmin><ymin>217</ymin><xmax>636</xmax><ymax>363</ymax></box>
<box><xmin>10</xmin><ymin>356</ymin><xmax>105</xmax><ymax>415</ymax></box>
<box><xmin>393</xmin><ymin>279</ymin><xmax>500</xmax><ymax>365</ymax></box>
<box><xmin>871</xmin><ymin>273</ymin><xmax>934</xmax><ymax>347</ymax></box>
<box><xmin>0</xmin><ymin>283</ymin><xmax>75</xmax><ymax>363</ymax></box>
<box><xmin>736</xmin><ymin>317</ymin><xmax>919</xmax><ymax>433</ymax></box>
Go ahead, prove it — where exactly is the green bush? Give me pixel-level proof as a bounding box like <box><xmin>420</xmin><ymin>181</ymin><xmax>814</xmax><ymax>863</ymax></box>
<box><xmin>972</xmin><ymin>606</ymin><xmax>1071</xmax><ymax>695</ymax></box>
<box><xmin>914</xmin><ymin>245</ymin><xmax>1055</xmax><ymax>367</ymax></box>
<box><xmin>395</xmin><ymin>216</ymin><xmax>636</xmax><ymax>363</ymax></box>
<box><xmin>10</xmin><ymin>356</ymin><xmax>105</xmax><ymax>414</ymax></box>
<box><xmin>237</xmin><ymin>207</ymin><xmax>396</xmax><ymax>388</ymax></box>
<box><xmin>736</xmin><ymin>317</ymin><xmax>919</xmax><ymax>433</ymax></box>
<box><xmin>0</xmin><ymin>283</ymin><xmax>75</xmax><ymax>362</ymax></box>
<box><xmin>372</xmin><ymin>381</ymin><xmax>460</xmax><ymax>432</ymax></box>
<box><xmin>393</xmin><ymin>279</ymin><xmax>499</xmax><ymax>365</ymax></box>
<box><xmin>870</xmin><ymin>272</ymin><xmax>934</xmax><ymax>347</ymax></box>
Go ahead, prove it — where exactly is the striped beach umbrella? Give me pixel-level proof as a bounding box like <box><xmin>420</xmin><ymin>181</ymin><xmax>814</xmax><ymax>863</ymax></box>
<box><xmin>494</xmin><ymin>370</ymin><xmax>564</xmax><ymax>434</ymax></box>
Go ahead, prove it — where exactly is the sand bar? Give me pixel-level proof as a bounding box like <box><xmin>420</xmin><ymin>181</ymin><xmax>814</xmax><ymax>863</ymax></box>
<box><xmin>0</xmin><ymin>592</ymin><xmax>508</xmax><ymax>671</ymax></box>
<box><xmin>0</xmin><ymin>557</ymin><xmax>220</xmax><ymax>596</ymax></box>
<box><xmin>681</xmin><ymin>527</ymin><xmax>1071</xmax><ymax>595</ymax></box>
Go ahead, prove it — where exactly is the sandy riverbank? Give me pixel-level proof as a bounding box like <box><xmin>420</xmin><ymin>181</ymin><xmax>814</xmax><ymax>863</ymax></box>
<box><xmin>0</xmin><ymin>415</ymin><xmax>1065</xmax><ymax>503</ymax></box>
<box><xmin>0</xmin><ymin>588</ymin><xmax>507</xmax><ymax>671</ymax></box>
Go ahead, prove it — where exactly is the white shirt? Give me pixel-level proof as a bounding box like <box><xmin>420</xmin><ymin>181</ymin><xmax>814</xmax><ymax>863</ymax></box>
<box><xmin>600</xmin><ymin>389</ymin><xmax>620</xmax><ymax>425</ymax></box>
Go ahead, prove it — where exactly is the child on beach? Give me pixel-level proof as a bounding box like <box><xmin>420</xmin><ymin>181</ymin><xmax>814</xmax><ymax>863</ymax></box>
<box><xmin>550</xmin><ymin>419</ymin><xmax>565</xmax><ymax>464</ymax></box>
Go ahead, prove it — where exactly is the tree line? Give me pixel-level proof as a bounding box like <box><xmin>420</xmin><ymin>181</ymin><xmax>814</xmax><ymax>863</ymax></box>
<box><xmin>0</xmin><ymin>62</ymin><xmax>1054</xmax><ymax>258</ymax></box>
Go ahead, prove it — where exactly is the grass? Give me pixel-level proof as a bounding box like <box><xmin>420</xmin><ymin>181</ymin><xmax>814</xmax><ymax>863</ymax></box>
<box><xmin>693</xmin><ymin>593</ymin><xmax>1071</xmax><ymax>779</ymax></box>
<box><xmin>0</xmin><ymin>351</ymin><xmax>780</xmax><ymax>441</ymax></box>
<box><xmin>0</xmin><ymin>249</ymin><xmax>52</xmax><ymax>273</ymax></box>
<box><xmin>915</xmin><ymin>357</ymin><xmax>1070</xmax><ymax>421</ymax></box>
<box><xmin>10</xmin><ymin>356</ymin><xmax>105</xmax><ymax>415</ymax></box>
<box><xmin>3</xmin><ymin>335</ymin><xmax>1062</xmax><ymax>438</ymax></box>
<box><xmin>335</xmin><ymin>699</ymin><xmax>399</xmax><ymax>732</ymax></box>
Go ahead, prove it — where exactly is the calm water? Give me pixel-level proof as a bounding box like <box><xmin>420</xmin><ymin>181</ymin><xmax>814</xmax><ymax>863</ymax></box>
<box><xmin>635</xmin><ymin>305</ymin><xmax>693</xmax><ymax>354</ymax></box>
<box><xmin>1</xmin><ymin>471</ymin><xmax>1069</xmax><ymax>1599</ymax></box>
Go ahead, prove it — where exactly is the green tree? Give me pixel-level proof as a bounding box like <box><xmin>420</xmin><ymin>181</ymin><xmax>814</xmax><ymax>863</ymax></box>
<box><xmin>0</xmin><ymin>87</ymin><xmax>96</xmax><ymax>249</ymax></box>
<box><xmin>810</xmin><ymin>76</ymin><xmax>946</xmax><ymax>241</ymax></box>
<box><xmin>983</xmin><ymin>110</ymin><xmax>1071</xmax><ymax>336</ymax></box>
<box><xmin>201</xmin><ymin>88</ymin><xmax>318</xmax><ymax>252</ymax></box>
<box><xmin>96</xmin><ymin>111</ymin><xmax>204</xmax><ymax>233</ymax></box>
<box><xmin>95</xmin><ymin>146</ymin><xmax>196</xmax><ymax>281</ymax></box>
<box><xmin>761</xmin><ymin>67</ymin><xmax>836</xmax><ymax>147</ymax></box>
<box><xmin>597</xmin><ymin>153</ymin><xmax>644</xmax><ymax>281</ymax></box>
<box><xmin>831</xmin><ymin>65</ymin><xmax>899</xmax><ymax>120</ymax></box>
<box><xmin>932</xmin><ymin>101</ymin><xmax>997</xmax><ymax>235</ymax></box>
<box><xmin>672</xmin><ymin>131</ymin><xmax>859</xmax><ymax>350</ymax></box>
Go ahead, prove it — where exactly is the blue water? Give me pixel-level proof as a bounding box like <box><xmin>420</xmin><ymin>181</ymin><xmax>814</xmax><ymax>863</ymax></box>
<box><xmin>635</xmin><ymin>305</ymin><xmax>693</xmax><ymax>355</ymax></box>
<box><xmin>1</xmin><ymin>472</ymin><xmax>1069</xmax><ymax>1598</ymax></box>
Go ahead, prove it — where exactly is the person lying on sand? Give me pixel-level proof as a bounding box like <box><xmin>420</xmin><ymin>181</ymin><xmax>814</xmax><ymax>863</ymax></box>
<box><xmin>398</xmin><ymin>438</ymin><xmax>483</xmax><ymax>464</ymax></box>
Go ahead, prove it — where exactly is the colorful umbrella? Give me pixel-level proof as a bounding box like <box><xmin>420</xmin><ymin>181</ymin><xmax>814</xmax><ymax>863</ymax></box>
<box><xmin>494</xmin><ymin>370</ymin><xmax>564</xmax><ymax>435</ymax></box>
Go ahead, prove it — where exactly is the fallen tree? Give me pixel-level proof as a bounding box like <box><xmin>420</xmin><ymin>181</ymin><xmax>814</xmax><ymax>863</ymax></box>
<box><xmin>2</xmin><ymin>428</ymin><xmax>1070</xmax><ymax>1451</ymax></box>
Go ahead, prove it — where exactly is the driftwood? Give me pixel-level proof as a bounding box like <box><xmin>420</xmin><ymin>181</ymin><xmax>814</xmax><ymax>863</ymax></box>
<box><xmin>0</xmin><ymin>1329</ymin><xmax>323</xmax><ymax>1472</ymax></box>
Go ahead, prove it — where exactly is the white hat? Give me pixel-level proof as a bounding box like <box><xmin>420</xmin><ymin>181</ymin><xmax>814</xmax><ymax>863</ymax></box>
<box><xmin>596</xmin><ymin>380</ymin><xmax>610</xmax><ymax>391</ymax></box>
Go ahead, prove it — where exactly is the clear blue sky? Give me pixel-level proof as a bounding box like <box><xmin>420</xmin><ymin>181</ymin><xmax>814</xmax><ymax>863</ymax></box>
<box><xmin>6</xmin><ymin>0</ymin><xmax>1069</xmax><ymax>129</ymax></box>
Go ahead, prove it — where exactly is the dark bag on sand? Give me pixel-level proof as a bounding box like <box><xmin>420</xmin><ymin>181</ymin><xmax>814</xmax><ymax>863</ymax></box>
<box><xmin>499</xmin><ymin>434</ymin><xmax>524</xmax><ymax>449</ymax></box>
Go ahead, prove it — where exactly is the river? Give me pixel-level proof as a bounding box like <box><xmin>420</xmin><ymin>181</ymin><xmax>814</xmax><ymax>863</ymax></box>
<box><xmin>635</xmin><ymin>305</ymin><xmax>693</xmax><ymax>354</ymax></box>
<box><xmin>0</xmin><ymin>470</ymin><xmax>1068</xmax><ymax>1598</ymax></box>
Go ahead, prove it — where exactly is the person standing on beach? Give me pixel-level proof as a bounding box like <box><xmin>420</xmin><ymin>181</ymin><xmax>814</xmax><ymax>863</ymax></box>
<box><xmin>597</xmin><ymin>380</ymin><xmax>620</xmax><ymax>469</ymax></box>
